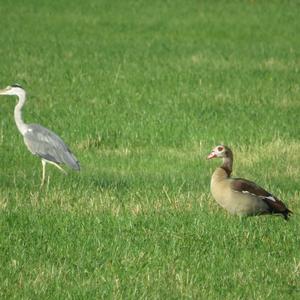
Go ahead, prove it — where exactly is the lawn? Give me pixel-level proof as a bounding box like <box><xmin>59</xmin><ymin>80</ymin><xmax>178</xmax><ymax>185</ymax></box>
<box><xmin>0</xmin><ymin>0</ymin><xmax>299</xmax><ymax>299</ymax></box>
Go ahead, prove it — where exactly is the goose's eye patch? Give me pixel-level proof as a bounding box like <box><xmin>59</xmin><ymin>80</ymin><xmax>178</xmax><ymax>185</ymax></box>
<box><xmin>217</xmin><ymin>146</ymin><xmax>224</xmax><ymax>152</ymax></box>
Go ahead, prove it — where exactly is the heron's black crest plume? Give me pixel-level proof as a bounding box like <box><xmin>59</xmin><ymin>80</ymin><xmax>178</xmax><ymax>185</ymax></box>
<box><xmin>11</xmin><ymin>84</ymin><xmax>23</xmax><ymax>88</ymax></box>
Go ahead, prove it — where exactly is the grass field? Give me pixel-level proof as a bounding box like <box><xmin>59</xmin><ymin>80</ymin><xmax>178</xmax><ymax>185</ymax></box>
<box><xmin>0</xmin><ymin>0</ymin><xmax>300</xmax><ymax>298</ymax></box>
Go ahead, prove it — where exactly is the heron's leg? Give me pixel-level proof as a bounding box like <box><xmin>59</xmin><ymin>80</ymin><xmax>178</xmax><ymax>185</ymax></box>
<box><xmin>52</xmin><ymin>162</ymin><xmax>67</xmax><ymax>175</ymax></box>
<box><xmin>41</xmin><ymin>160</ymin><xmax>46</xmax><ymax>187</ymax></box>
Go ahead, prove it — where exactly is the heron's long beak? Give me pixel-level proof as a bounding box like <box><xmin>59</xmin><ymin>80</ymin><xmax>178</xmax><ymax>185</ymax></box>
<box><xmin>0</xmin><ymin>87</ymin><xmax>10</xmax><ymax>95</ymax></box>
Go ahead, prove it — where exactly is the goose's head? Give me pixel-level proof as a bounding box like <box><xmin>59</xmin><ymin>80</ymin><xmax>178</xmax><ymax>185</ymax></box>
<box><xmin>207</xmin><ymin>145</ymin><xmax>232</xmax><ymax>159</ymax></box>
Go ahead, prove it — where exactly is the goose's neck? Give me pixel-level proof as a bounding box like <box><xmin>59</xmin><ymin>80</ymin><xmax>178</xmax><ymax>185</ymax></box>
<box><xmin>212</xmin><ymin>153</ymin><xmax>233</xmax><ymax>182</ymax></box>
<box><xmin>211</xmin><ymin>149</ymin><xmax>234</xmax><ymax>187</ymax></box>
<box><xmin>221</xmin><ymin>154</ymin><xmax>233</xmax><ymax>177</ymax></box>
<box><xmin>14</xmin><ymin>91</ymin><xmax>28</xmax><ymax>135</ymax></box>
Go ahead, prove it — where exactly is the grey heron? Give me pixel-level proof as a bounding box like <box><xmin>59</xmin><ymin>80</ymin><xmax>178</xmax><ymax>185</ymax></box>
<box><xmin>0</xmin><ymin>84</ymin><xmax>80</xmax><ymax>186</ymax></box>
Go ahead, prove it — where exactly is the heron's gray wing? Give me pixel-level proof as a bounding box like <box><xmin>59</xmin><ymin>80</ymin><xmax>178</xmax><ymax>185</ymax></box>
<box><xmin>23</xmin><ymin>124</ymin><xmax>80</xmax><ymax>170</ymax></box>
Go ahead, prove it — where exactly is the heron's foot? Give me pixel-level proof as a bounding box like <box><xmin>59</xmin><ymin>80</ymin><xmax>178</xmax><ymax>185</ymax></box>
<box><xmin>40</xmin><ymin>179</ymin><xmax>45</xmax><ymax>188</ymax></box>
<box><xmin>40</xmin><ymin>176</ymin><xmax>51</xmax><ymax>189</ymax></box>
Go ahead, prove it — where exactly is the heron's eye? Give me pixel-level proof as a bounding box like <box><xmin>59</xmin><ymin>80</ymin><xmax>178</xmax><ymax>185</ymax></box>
<box><xmin>217</xmin><ymin>146</ymin><xmax>224</xmax><ymax>152</ymax></box>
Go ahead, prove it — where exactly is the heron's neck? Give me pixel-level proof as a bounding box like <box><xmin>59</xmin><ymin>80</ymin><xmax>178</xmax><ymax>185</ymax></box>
<box><xmin>14</xmin><ymin>91</ymin><xmax>28</xmax><ymax>135</ymax></box>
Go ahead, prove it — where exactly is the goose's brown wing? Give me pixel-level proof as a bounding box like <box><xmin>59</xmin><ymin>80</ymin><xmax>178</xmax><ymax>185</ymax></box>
<box><xmin>231</xmin><ymin>178</ymin><xmax>292</xmax><ymax>219</ymax></box>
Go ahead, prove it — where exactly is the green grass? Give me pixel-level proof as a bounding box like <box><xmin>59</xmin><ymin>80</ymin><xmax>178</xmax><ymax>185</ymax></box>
<box><xmin>0</xmin><ymin>0</ymin><xmax>300</xmax><ymax>299</ymax></box>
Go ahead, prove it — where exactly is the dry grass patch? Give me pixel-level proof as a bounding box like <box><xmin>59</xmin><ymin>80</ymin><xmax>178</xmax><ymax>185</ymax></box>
<box><xmin>237</xmin><ymin>139</ymin><xmax>300</xmax><ymax>172</ymax></box>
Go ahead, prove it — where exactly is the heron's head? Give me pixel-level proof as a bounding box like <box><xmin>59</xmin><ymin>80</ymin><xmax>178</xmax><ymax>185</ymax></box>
<box><xmin>0</xmin><ymin>84</ymin><xmax>25</xmax><ymax>97</ymax></box>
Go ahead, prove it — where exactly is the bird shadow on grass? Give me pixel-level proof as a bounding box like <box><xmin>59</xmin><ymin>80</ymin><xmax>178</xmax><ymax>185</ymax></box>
<box><xmin>91</xmin><ymin>175</ymin><xmax>131</xmax><ymax>192</ymax></box>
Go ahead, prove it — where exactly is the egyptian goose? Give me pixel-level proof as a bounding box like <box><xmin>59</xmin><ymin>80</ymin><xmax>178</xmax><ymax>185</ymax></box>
<box><xmin>207</xmin><ymin>145</ymin><xmax>292</xmax><ymax>220</ymax></box>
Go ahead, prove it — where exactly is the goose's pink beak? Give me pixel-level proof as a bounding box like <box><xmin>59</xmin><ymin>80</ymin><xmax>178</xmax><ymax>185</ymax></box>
<box><xmin>207</xmin><ymin>151</ymin><xmax>217</xmax><ymax>159</ymax></box>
